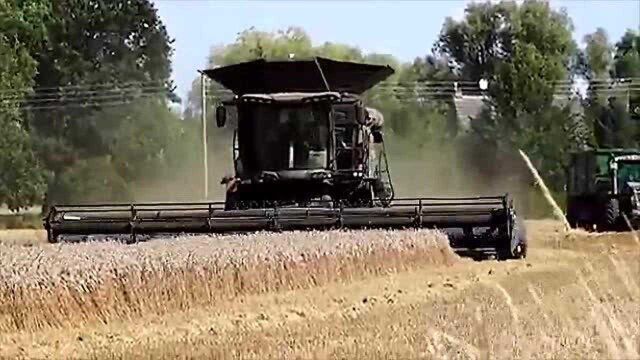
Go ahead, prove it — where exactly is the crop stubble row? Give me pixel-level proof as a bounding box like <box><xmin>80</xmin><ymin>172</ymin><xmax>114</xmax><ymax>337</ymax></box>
<box><xmin>0</xmin><ymin>229</ymin><xmax>456</xmax><ymax>332</ymax></box>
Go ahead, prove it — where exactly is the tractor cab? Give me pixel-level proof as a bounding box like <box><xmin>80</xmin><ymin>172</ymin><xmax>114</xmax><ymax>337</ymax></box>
<box><xmin>611</xmin><ymin>155</ymin><xmax>640</xmax><ymax>188</ymax></box>
<box><xmin>611</xmin><ymin>155</ymin><xmax>640</xmax><ymax>217</ymax></box>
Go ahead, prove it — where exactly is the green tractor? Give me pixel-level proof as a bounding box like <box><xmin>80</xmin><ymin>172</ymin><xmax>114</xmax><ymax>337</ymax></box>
<box><xmin>566</xmin><ymin>149</ymin><xmax>640</xmax><ymax>231</ymax></box>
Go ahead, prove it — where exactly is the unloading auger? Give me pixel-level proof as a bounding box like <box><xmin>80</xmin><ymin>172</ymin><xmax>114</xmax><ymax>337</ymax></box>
<box><xmin>44</xmin><ymin>57</ymin><xmax>527</xmax><ymax>259</ymax></box>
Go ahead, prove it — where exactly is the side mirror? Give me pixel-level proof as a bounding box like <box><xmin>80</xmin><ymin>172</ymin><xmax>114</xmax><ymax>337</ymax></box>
<box><xmin>216</xmin><ymin>105</ymin><xmax>226</xmax><ymax>128</ymax></box>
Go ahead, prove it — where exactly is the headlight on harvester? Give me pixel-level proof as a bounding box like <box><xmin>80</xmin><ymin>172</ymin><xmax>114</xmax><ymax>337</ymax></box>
<box><xmin>311</xmin><ymin>171</ymin><xmax>331</xmax><ymax>180</ymax></box>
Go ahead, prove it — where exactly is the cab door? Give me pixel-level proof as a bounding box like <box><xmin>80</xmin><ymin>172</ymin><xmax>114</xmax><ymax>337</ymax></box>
<box><xmin>333</xmin><ymin>104</ymin><xmax>358</xmax><ymax>171</ymax></box>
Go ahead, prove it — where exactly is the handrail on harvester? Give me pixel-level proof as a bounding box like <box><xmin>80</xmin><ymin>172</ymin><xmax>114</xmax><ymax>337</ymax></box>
<box><xmin>49</xmin><ymin>195</ymin><xmax>506</xmax><ymax>208</ymax></box>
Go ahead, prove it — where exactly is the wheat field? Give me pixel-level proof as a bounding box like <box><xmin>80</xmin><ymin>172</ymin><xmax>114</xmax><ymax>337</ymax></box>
<box><xmin>0</xmin><ymin>221</ymin><xmax>638</xmax><ymax>359</ymax></box>
<box><xmin>0</xmin><ymin>229</ymin><xmax>455</xmax><ymax>333</ymax></box>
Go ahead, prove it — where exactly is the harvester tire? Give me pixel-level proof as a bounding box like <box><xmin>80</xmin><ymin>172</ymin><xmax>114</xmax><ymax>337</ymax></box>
<box><xmin>599</xmin><ymin>199</ymin><xmax>620</xmax><ymax>232</ymax></box>
<box><xmin>512</xmin><ymin>217</ymin><xmax>528</xmax><ymax>259</ymax></box>
<box><xmin>514</xmin><ymin>234</ymin><xmax>528</xmax><ymax>259</ymax></box>
<box><xmin>498</xmin><ymin>217</ymin><xmax>527</xmax><ymax>260</ymax></box>
<box><xmin>224</xmin><ymin>192</ymin><xmax>240</xmax><ymax>211</ymax></box>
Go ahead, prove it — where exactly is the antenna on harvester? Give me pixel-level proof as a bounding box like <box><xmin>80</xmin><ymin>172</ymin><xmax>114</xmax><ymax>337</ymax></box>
<box><xmin>314</xmin><ymin>56</ymin><xmax>331</xmax><ymax>92</ymax></box>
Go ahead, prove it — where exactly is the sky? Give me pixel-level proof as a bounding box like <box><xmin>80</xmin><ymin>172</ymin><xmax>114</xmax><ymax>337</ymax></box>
<box><xmin>152</xmin><ymin>0</ymin><xmax>640</xmax><ymax>104</ymax></box>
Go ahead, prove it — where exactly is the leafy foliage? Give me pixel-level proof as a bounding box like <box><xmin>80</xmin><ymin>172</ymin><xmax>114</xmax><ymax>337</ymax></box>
<box><xmin>581</xmin><ymin>29</ymin><xmax>640</xmax><ymax>149</ymax></box>
<box><xmin>22</xmin><ymin>0</ymin><xmax>182</xmax><ymax>208</ymax></box>
<box><xmin>0</xmin><ymin>0</ymin><xmax>49</xmax><ymax>211</ymax></box>
<box><xmin>436</xmin><ymin>0</ymin><xmax>581</xmax><ymax>192</ymax></box>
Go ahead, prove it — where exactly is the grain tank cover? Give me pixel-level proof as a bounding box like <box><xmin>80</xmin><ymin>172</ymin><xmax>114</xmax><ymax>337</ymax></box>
<box><xmin>203</xmin><ymin>57</ymin><xmax>394</xmax><ymax>95</ymax></box>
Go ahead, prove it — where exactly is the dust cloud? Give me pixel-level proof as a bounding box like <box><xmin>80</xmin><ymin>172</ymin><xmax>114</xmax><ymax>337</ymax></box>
<box><xmin>386</xmin><ymin>139</ymin><xmax>546</xmax><ymax>218</ymax></box>
<box><xmin>129</xmin><ymin>141</ymin><xmax>234</xmax><ymax>203</ymax></box>
<box><xmin>122</xmin><ymin>130</ymin><xmax>559</xmax><ymax>222</ymax></box>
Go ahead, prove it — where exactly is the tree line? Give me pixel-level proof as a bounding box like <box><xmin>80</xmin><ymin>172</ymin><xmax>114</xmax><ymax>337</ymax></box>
<box><xmin>1</xmin><ymin>0</ymin><xmax>639</xmax><ymax>216</ymax></box>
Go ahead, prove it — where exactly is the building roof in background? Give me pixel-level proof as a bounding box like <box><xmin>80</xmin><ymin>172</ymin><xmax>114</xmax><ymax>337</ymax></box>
<box><xmin>453</xmin><ymin>92</ymin><xmax>585</xmax><ymax>131</ymax></box>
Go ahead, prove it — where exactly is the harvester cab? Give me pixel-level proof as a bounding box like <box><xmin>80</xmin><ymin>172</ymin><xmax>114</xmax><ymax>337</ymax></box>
<box><xmin>212</xmin><ymin>91</ymin><xmax>393</xmax><ymax>210</ymax></box>
<box><xmin>44</xmin><ymin>57</ymin><xmax>526</xmax><ymax>260</ymax></box>
<box><xmin>567</xmin><ymin>149</ymin><xmax>640</xmax><ymax>230</ymax></box>
<box><xmin>204</xmin><ymin>57</ymin><xmax>397</xmax><ymax>211</ymax></box>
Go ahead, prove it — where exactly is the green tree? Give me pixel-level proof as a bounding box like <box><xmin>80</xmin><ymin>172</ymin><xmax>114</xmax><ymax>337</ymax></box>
<box><xmin>579</xmin><ymin>28</ymin><xmax>611</xmax><ymax>147</ymax></box>
<box><xmin>25</xmin><ymin>0</ymin><xmax>179</xmax><ymax>206</ymax></box>
<box><xmin>0</xmin><ymin>0</ymin><xmax>50</xmax><ymax>210</ymax></box>
<box><xmin>612</xmin><ymin>30</ymin><xmax>640</xmax><ymax>145</ymax></box>
<box><xmin>436</xmin><ymin>0</ymin><xmax>580</xmax><ymax>192</ymax></box>
<box><xmin>581</xmin><ymin>29</ymin><xmax>639</xmax><ymax>148</ymax></box>
<box><xmin>582</xmin><ymin>28</ymin><xmax>613</xmax><ymax>80</ymax></box>
<box><xmin>436</xmin><ymin>1</ymin><xmax>513</xmax><ymax>84</ymax></box>
<box><xmin>612</xmin><ymin>30</ymin><xmax>640</xmax><ymax>80</ymax></box>
<box><xmin>46</xmin><ymin>99</ymin><xmax>201</xmax><ymax>205</ymax></box>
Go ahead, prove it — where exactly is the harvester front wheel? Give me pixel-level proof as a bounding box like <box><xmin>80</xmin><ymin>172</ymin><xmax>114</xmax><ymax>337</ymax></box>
<box><xmin>513</xmin><ymin>235</ymin><xmax>527</xmax><ymax>259</ymax></box>
<box><xmin>498</xmin><ymin>217</ymin><xmax>527</xmax><ymax>260</ymax></box>
<box><xmin>224</xmin><ymin>191</ymin><xmax>241</xmax><ymax>210</ymax></box>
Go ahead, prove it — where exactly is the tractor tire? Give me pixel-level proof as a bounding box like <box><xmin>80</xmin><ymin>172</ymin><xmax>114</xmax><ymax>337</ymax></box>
<box><xmin>566</xmin><ymin>199</ymin><xmax>592</xmax><ymax>230</ymax></box>
<box><xmin>566</xmin><ymin>212</ymin><xmax>577</xmax><ymax>229</ymax></box>
<box><xmin>566</xmin><ymin>201</ymin><xmax>580</xmax><ymax>229</ymax></box>
<box><xmin>599</xmin><ymin>199</ymin><xmax>620</xmax><ymax>232</ymax></box>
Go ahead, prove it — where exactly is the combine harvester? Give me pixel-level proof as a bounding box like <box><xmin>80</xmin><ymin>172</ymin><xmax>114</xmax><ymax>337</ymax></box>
<box><xmin>44</xmin><ymin>57</ymin><xmax>527</xmax><ymax>259</ymax></box>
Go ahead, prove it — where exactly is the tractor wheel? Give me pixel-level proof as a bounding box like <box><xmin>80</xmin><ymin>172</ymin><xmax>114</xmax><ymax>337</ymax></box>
<box><xmin>566</xmin><ymin>201</ymin><xmax>579</xmax><ymax>229</ymax></box>
<box><xmin>599</xmin><ymin>199</ymin><xmax>620</xmax><ymax>232</ymax></box>
<box><xmin>566</xmin><ymin>212</ymin><xmax>577</xmax><ymax>229</ymax></box>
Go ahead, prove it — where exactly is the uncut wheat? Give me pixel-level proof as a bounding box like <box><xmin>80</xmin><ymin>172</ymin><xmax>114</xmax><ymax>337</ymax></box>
<box><xmin>0</xmin><ymin>229</ymin><xmax>455</xmax><ymax>332</ymax></box>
